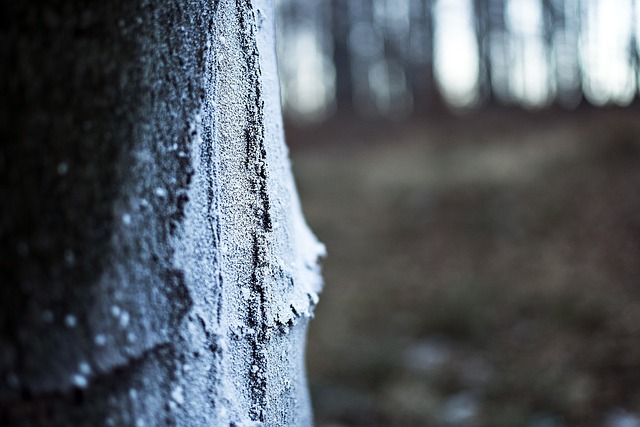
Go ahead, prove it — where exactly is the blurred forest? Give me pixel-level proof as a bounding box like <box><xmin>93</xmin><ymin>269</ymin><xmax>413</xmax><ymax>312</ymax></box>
<box><xmin>276</xmin><ymin>1</ymin><xmax>640</xmax><ymax>426</ymax></box>
<box><xmin>277</xmin><ymin>0</ymin><xmax>639</xmax><ymax>121</ymax></box>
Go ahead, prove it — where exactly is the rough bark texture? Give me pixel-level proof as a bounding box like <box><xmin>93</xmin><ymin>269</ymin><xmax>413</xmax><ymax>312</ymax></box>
<box><xmin>0</xmin><ymin>0</ymin><xmax>324</xmax><ymax>425</ymax></box>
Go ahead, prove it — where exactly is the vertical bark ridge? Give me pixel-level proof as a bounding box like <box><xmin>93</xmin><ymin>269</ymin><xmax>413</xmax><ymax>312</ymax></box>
<box><xmin>235</xmin><ymin>0</ymin><xmax>271</xmax><ymax>421</ymax></box>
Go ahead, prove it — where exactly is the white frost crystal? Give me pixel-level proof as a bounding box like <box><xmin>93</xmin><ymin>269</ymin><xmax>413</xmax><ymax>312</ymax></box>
<box><xmin>94</xmin><ymin>334</ymin><xmax>106</xmax><ymax>346</ymax></box>
<box><xmin>57</xmin><ymin>162</ymin><xmax>68</xmax><ymax>175</ymax></box>
<box><xmin>79</xmin><ymin>361</ymin><xmax>91</xmax><ymax>375</ymax></box>
<box><xmin>110</xmin><ymin>305</ymin><xmax>121</xmax><ymax>317</ymax></box>
<box><xmin>64</xmin><ymin>314</ymin><xmax>77</xmax><ymax>328</ymax></box>
<box><xmin>41</xmin><ymin>310</ymin><xmax>54</xmax><ymax>323</ymax></box>
<box><xmin>71</xmin><ymin>374</ymin><xmax>88</xmax><ymax>388</ymax></box>
<box><xmin>171</xmin><ymin>385</ymin><xmax>185</xmax><ymax>406</ymax></box>
<box><xmin>118</xmin><ymin>311</ymin><xmax>130</xmax><ymax>328</ymax></box>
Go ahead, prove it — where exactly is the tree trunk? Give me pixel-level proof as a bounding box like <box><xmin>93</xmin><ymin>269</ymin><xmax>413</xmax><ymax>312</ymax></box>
<box><xmin>474</xmin><ymin>0</ymin><xmax>490</xmax><ymax>105</ymax></box>
<box><xmin>0</xmin><ymin>0</ymin><xmax>324</xmax><ymax>425</ymax></box>
<box><xmin>331</xmin><ymin>0</ymin><xmax>354</xmax><ymax>116</ymax></box>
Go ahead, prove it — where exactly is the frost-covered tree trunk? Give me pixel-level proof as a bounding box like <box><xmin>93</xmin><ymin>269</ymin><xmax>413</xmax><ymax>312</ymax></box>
<box><xmin>0</xmin><ymin>1</ymin><xmax>324</xmax><ymax>426</ymax></box>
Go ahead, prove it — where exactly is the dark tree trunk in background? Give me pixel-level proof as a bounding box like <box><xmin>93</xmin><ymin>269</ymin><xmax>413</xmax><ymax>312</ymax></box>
<box><xmin>0</xmin><ymin>0</ymin><xmax>324</xmax><ymax>425</ymax></box>
<box><xmin>486</xmin><ymin>0</ymin><xmax>509</xmax><ymax>104</ymax></box>
<box><xmin>331</xmin><ymin>0</ymin><xmax>354</xmax><ymax>115</ymax></box>
<box><xmin>542</xmin><ymin>0</ymin><xmax>561</xmax><ymax>106</ymax></box>
<box><xmin>474</xmin><ymin>0</ymin><xmax>495</xmax><ymax>105</ymax></box>
<box><xmin>631</xmin><ymin>0</ymin><xmax>640</xmax><ymax>103</ymax></box>
<box><xmin>409</xmin><ymin>0</ymin><xmax>440</xmax><ymax>114</ymax></box>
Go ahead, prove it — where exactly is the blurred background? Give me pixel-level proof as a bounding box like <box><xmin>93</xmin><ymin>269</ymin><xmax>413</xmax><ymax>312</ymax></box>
<box><xmin>275</xmin><ymin>0</ymin><xmax>640</xmax><ymax>425</ymax></box>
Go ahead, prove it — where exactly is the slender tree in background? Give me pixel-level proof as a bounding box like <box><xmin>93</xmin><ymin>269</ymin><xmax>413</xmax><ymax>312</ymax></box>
<box><xmin>630</xmin><ymin>0</ymin><xmax>640</xmax><ymax>102</ymax></box>
<box><xmin>348</xmin><ymin>0</ymin><xmax>380</xmax><ymax>115</ymax></box>
<box><xmin>474</xmin><ymin>0</ymin><xmax>495</xmax><ymax>104</ymax></box>
<box><xmin>331</xmin><ymin>0</ymin><xmax>354</xmax><ymax>114</ymax></box>
<box><xmin>408</xmin><ymin>0</ymin><xmax>440</xmax><ymax>113</ymax></box>
<box><xmin>0</xmin><ymin>0</ymin><xmax>324</xmax><ymax>425</ymax></box>
<box><xmin>541</xmin><ymin>0</ymin><xmax>557</xmax><ymax>100</ymax></box>
<box><xmin>553</xmin><ymin>0</ymin><xmax>583</xmax><ymax>107</ymax></box>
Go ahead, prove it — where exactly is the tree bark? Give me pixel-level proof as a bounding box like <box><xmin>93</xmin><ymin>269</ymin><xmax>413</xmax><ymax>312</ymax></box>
<box><xmin>0</xmin><ymin>0</ymin><xmax>324</xmax><ymax>425</ymax></box>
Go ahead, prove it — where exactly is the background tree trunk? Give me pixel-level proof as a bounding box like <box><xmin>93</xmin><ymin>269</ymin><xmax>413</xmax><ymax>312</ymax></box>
<box><xmin>331</xmin><ymin>0</ymin><xmax>354</xmax><ymax>116</ymax></box>
<box><xmin>0</xmin><ymin>0</ymin><xmax>324</xmax><ymax>425</ymax></box>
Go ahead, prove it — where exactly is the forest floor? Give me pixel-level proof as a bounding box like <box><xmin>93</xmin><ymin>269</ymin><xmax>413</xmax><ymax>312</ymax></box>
<box><xmin>287</xmin><ymin>108</ymin><xmax>640</xmax><ymax>427</ymax></box>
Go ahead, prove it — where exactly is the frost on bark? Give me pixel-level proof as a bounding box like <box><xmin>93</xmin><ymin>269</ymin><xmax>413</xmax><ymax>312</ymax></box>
<box><xmin>0</xmin><ymin>0</ymin><xmax>324</xmax><ymax>426</ymax></box>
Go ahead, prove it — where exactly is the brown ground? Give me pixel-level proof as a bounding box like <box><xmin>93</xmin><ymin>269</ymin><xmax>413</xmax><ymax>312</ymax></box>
<box><xmin>287</xmin><ymin>109</ymin><xmax>640</xmax><ymax>427</ymax></box>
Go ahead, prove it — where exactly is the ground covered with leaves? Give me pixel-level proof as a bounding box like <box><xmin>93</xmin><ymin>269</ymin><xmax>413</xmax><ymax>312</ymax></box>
<box><xmin>289</xmin><ymin>109</ymin><xmax>640</xmax><ymax>427</ymax></box>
